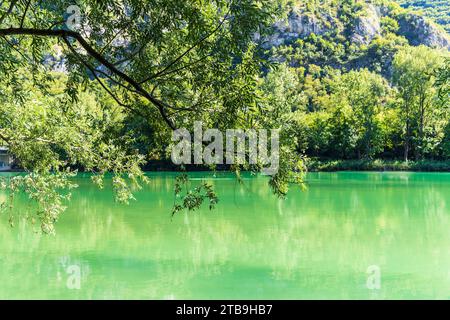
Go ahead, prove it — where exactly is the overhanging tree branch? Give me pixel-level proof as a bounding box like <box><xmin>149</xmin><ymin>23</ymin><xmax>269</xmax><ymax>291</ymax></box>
<box><xmin>62</xmin><ymin>36</ymin><xmax>148</xmax><ymax>120</ymax></box>
<box><xmin>139</xmin><ymin>7</ymin><xmax>231</xmax><ymax>84</ymax></box>
<box><xmin>19</xmin><ymin>0</ymin><xmax>31</xmax><ymax>28</ymax></box>
<box><xmin>0</xmin><ymin>27</ymin><xmax>176</xmax><ymax>130</ymax></box>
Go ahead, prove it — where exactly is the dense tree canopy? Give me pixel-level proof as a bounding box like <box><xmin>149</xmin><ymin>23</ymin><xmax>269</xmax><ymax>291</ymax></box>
<box><xmin>263</xmin><ymin>46</ymin><xmax>448</xmax><ymax>162</ymax></box>
<box><xmin>0</xmin><ymin>0</ymin><xmax>306</xmax><ymax>232</ymax></box>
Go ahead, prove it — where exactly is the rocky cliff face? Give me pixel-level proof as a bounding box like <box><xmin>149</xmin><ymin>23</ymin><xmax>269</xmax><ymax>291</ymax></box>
<box><xmin>351</xmin><ymin>4</ymin><xmax>382</xmax><ymax>45</ymax></box>
<box><xmin>397</xmin><ymin>13</ymin><xmax>450</xmax><ymax>49</ymax></box>
<box><xmin>261</xmin><ymin>10</ymin><xmax>329</xmax><ymax>49</ymax></box>
<box><xmin>262</xmin><ymin>2</ymin><xmax>450</xmax><ymax>50</ymax></box>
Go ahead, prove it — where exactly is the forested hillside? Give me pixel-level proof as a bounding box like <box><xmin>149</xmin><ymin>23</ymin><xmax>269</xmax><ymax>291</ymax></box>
<box><xmin>397</xmin><ymin>0</ymin><xmax>450</xmax><ymax>32</ymax></box>
<box><xmin>255</xmin><ymin>0</ymin><xmax>450</xmax><ymax>162</ymax></box>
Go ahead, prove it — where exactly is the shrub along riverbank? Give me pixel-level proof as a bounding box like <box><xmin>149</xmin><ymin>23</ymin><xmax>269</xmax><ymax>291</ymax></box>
<box><xmin>306</xmin><ymin>159</ymin><xmax>450</xmax><ymax>172</ymax></box>
<box><xmin>144</xmin><ymin>159</ymin><xmax>450</xmax><ymax>172</ymax></box>
<box><xmin>4</xmin><ymin>159</ymin><xmax>449</xmax><ymax>173</ymax></box>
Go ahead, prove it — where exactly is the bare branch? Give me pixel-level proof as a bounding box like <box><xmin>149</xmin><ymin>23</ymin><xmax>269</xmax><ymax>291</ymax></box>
<box><xmin>140</xmin><ymin>54</ymin><xmax>212</xmax><ymax>84</ymax></box>
<box><xmin>93</xmin><ymin>67</ymin><xmax>140</xmax><ymax>94</ymax></box>
<box><xmin>99</xmin><ymin>22</ymin><xmax>132</xmax><ymax>55</ymax></box>
<box><xmin>47</xmin><ymin>19</ymin><xmax>66</xmax><ymax>30</ymax></box>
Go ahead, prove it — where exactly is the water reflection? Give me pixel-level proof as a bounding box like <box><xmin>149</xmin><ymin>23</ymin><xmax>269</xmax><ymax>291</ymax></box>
<box><xmin>0</xmin><ymin>172</ymin><xmax>449</xmax><ymax>299</ymax></box>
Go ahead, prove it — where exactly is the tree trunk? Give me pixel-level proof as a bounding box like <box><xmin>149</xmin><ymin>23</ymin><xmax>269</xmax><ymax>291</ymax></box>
<box><xmin>417</xmin><ymin>92</ymin><xmax>426</xmax><ymax>160</ymax></box>
<box><xmin>404</xmin><ymin>138</ymin><xmax>409</xmax><ymax>162</ymax></box>
<box><xmin>404</xmin><ymin>101</ymin><xmax>410</xmax><ymax>162</ymax></box>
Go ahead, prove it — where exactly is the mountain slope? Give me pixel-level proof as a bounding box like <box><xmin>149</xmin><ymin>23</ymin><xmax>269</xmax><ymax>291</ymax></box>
<box><xmin>259</xmin><ymin>0</ymin><xmax>449</xmax><ymax>77</ymax></box>
<box><xmin>396</xmin><ymin>0</ymin><xmax>450</xmax><ymax>32</ymax></box>
<box><xmin>254</xmin><ymin>1</ymin><xmax>450</xmax><ymax>163</ymax></box>
<box><xmin>262</xmin><ymin>0</ymin><xmax>450</xmax><ymax>49</ymax></box>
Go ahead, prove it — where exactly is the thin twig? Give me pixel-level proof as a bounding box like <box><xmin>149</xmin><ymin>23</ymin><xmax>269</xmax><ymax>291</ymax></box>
<box><xmin>0</xmin><ymin>0</ymin><xmax>18</xmax><ymax>25</ymax></box>
<box><xmin>139</xmin><ymin>5</ymin><xmax>231</xmax><ymax>84</ymax></box>
<box><xmin>19</xmin><ymin>0</ymin><xmax>31</xmax><ymax>28</ymax></box>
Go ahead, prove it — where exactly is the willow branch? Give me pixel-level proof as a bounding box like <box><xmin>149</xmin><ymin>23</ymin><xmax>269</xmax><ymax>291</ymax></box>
<box><xmin>63</xmin><ymin>36</ymin><xmax>149</xmax><ymax>120</ymax></box>
<box><xmin>19</xmin><ymin>0</ymin><xmax>31</xmax><ymax>28</ymax></box>
<box><xmin>0</xmin><ymin>27</ymin><xmax>176</xmax><ymax>129</ymax></box>
<box><xmin>139</xmin><ymin>6</ymin><xmax>231</xmax><ymax>84</ymax></box>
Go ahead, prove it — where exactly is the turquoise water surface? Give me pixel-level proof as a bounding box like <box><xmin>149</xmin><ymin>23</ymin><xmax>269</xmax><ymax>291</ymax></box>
<box><xmin>0</xmin><ymin>172</ymin><xmax>449</xmax><ymax>299</ymax></box>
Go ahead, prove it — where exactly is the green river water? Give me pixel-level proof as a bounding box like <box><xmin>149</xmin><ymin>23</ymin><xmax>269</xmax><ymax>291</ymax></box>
<box><xmin>0</xmin><ymin>172</ymin><xmax>449</xmax><ymax>299</ymax></box>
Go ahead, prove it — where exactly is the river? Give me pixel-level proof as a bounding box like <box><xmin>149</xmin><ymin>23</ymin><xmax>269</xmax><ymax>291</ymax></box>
<box><xmin>0</xmin><ymin>172</ymin><xmax>449</xmax><ymax>299</ymax></box>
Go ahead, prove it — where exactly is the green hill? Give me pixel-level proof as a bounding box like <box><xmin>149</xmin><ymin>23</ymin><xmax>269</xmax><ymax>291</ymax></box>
<box><xmin>261</xmin><ymin>0</ymin><xmax>449</xmax><ymax>77</ymax></box>
<box><xmin>253</xmin><ymin>0</ymin><xmax>450</xmax><ymax>162</ymax></box>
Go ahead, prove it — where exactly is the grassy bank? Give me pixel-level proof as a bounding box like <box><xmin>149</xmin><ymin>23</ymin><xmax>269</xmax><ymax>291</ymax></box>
<box><xmin>307</xmin><ymin>159</ymin><xmax>450</xmax><ymax>172</ymax></box>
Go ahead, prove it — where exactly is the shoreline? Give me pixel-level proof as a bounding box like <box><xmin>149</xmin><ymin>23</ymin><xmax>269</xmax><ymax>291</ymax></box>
<box><xmin>1</xmin><ymin>159</ymin><xmax>450</xmax><ymax>174</ymax></box>
<box><xmin>306</xmin><ymin>159</ymin><xmax>450</xmax><ymax>172</ymax></box>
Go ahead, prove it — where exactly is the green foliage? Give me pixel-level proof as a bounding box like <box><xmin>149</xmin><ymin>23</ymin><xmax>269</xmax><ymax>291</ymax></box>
<box><xmin>264</xmin><ymin>44</ymin><xmax>449</xmax><ymax>163</ymax></box>
<box><xmin>307</xmin><ymin>158</ymin><xmax>450</xmax><ymax>171</ymax></box>
<box><xmin>393</xmin><ymin>45</ymin><xmax>448</xmax><ymax>160</ymax></box>
<box><xmin>0</xmin><ymin>0</ymin><xmax>289</xmax><ymax>232</ymax></box>
<box><xmin>0</xmin><ymin>71</ymin><xmax>149</xmax><ymax>233</ymax></box>
<box><xmin>0</xmin><ymin>171</ymin><xmax>77</xmax><ymax>234</ymax></box>
<box><xmin>327</xmin><ymin>69</ymin><xmax>392</xmax><ymax>159</ymax></box>
<box><xmin>397</xmin><ymin>0</ymin><xmax>450</xmax><ymax>33</ymax></box>
<box><xmin>365</xmin><ymin>32</ymin><xmax>409</xmax><ymax>74</ymax></box>
<box><xmin>172</xmin><ymin>174</ymin><xmax>218</xmax><ymax>216</ymax></box>
<box><xmin>0</xmin><ymin>0</ymin><xmax>449</xmax><ymax>234</ymax></box>
<box><xmin>381</xmin><ymin>16</ymin><xmax>400</xmax><ymax>34</ymax></box>
<box><xmin>437</xmin><ymin>58</ymin><xmax>450</xmax><ymax>99</ymax></box>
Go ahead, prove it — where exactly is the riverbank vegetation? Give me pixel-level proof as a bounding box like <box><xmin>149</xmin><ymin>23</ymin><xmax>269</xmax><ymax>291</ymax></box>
<box><xmin>307</xmin><ymin>159</ymin><xmax>450</xmax><ymax>172</ymax></box>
